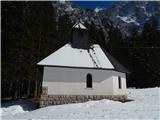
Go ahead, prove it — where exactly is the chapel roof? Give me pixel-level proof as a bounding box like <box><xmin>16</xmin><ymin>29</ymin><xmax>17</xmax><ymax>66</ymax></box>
<box><xmin>72</xmin><ymin>21</ymin><xmax>87</xmax><ymax>30</ymax></box>
<box><xmin>37</xmin><ymin>43</ymin><xmax>129</xmax><ymax>73</ymax></box>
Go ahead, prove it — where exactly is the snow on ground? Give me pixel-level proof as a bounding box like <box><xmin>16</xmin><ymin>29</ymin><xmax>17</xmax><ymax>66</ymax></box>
<box><xmin>1</xmin><ymin>88</ymin><xmax>160</xmax><ymax>120</ymax></box>
<box><xmin>0</xmin><ymin>100</ymin><xmax>37</xmax><ymax>118</ymax></box>
<box><xmin>0</xmin><ymin>105</ymin><xmax>27</xmax><ymax>117</ymax></box>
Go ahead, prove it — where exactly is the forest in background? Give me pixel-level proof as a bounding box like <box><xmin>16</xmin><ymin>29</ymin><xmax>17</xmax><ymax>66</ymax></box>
<box><xmin>1</xmin><ymin>1</ymin><xmax>160</xmax><ymax>101</ymax></box>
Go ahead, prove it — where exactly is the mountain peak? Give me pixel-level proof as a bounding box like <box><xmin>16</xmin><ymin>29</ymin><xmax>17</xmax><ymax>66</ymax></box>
<box><xmin>52</xmin><ymin>1</ymin><xmax>160</xmax><ymax>37</ymax></box>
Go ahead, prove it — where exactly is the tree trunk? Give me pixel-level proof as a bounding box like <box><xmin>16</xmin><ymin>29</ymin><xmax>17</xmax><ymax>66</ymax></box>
<box><xmin>13</xmin><ymin>80</ymin><xmax>18</xmax><ymax>100</ymax></box>
<box><xmin>27</xmin><ymin>80</ymin><xmax>31</xmax><ymax>97</ymax></box>
<box><xmin>34</xmin><ymin>31</ymin><xmax>42</xmax><ymax>97</ymax></box>
<box><xmin>34</xmin><ymin>76</ymin><xmax>38</xmax><ymax>97</ymax></box>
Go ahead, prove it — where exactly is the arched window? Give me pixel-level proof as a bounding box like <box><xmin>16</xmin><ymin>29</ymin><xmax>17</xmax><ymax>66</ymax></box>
<box><xmin>86</xmin><ymin>73</ymin><xmax>92</xmax><ymax>88</ymax></box>
<box><xmin>118</xmin><ymin>76</ymin><xmax>121</xmax><ymax>89</ymax></box>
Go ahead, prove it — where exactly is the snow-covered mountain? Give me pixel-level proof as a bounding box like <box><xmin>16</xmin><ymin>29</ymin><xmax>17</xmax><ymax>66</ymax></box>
<box><xmin>52</xmin><ymin>1</ymin><xmax>113</xmax><ymax>29</ymax></box>
<box><xmin>100</xmin><ymin>1</ymin><xmax>160</xmax><ymax>36</ymax></box>
<box><xmin>52</xmin><ymin>1</ymin><xmax>160</xmax><ymax>37</ymax></box>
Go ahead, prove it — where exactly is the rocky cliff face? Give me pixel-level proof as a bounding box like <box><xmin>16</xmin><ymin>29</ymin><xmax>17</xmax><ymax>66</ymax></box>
<box><xmin>52</xmin><ymin>1</ymin><xmax>160</xmax><ymax>37</ymax></box>
<box><xmin>100</xmin><ymin>1</ymin><xmax>160</xmax><ymax>36</ymax></box>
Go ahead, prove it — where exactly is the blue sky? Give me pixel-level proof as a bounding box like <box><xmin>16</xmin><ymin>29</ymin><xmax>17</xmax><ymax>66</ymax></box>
<box><xmin>71</xmin><ymin>1</ymin><xmax>117</xmax><ymax>9</ymax></box>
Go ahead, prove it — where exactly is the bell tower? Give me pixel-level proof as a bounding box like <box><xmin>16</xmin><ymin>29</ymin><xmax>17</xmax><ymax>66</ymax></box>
<box><xmin>71</xmin><ymin>21</ymin><xmax>89</xmax><ymax>49</ymax></box>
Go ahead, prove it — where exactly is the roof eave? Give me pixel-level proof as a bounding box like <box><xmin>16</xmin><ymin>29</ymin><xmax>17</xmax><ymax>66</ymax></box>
<box><xmin>37</xmin><ymin>64</ymin><xmax>129</xmax><ymax>74</ymax></box>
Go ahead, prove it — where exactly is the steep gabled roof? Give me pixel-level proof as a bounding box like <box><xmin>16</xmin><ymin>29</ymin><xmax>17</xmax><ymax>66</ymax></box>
<box><xmin>37</xmin><ymin>43</ymin><xmax>129</xmax><ymax>73</ymax></box>
<box><xmin>38</xmin><ymin>43</ymin><xmax>114</xmax><ymax>69</ymax></box>
<box><xmin>72</xmin><ymin>22</ymin><xmax>87</xmax><ymax>30</ymax></box>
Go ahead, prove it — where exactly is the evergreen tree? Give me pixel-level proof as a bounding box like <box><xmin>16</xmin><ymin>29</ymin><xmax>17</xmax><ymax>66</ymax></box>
<box><xmin>106</xmin><ymin>27</ymin><xmax>128</xmax><ymax>69</ymax></box>
<box><xmin>2</xmin><ymin>2</ymin><xmax>26</xmax><ymax>99</ymax></box>
<box><xmin>88</xmin><ymin>22</ymin><xmax>106</xmax><ymax>48</ymax></box>
<box><xmin>129</xmin><ymin>17</ymin><xmax>160</xmax><ymax>88</ymax></box>
<box><xmin>1</xmin><ymin>1</ymin><xmax>72</xmax><ymax>100</ymax></box>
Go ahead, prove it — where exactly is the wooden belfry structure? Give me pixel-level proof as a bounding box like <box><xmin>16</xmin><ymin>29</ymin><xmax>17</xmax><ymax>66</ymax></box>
<box><xmin>71</xmin><ymin>21</ymin><xmax>89</xmax><ymax>49</ymax></box>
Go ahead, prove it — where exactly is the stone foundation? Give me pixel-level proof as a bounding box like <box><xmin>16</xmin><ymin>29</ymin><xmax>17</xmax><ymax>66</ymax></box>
<box><xmin>40</xmin><ymin>87</ymin><xmax>127</xmax><ymax>108</ymax></box>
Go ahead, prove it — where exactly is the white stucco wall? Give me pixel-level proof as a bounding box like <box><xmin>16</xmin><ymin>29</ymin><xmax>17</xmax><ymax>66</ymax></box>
<box><xmin>42</xmin><ymin>66</ymin><xmax>127</xmax><ymax>95</ymax></box>
<box><xmin>112</xmin><ymin>72</ymin><xmax>127</xmax><ymax>95</ymax></box>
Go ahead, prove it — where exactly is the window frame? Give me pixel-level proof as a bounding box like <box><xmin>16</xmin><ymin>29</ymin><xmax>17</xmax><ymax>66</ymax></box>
<box><xmin>86</xmin><ymin>73</ymin><xmax>92</xmax><ymax>88</ymax></box>
<box><xmin>118</xmin><ymin>76</ymin><xmax>122</xmax><ymax>89</ymax></box>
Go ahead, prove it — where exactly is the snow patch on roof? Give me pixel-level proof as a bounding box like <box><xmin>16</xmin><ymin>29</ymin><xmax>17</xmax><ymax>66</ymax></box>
<box><xmin>73</xmin><ymin>22</ymin><xmax>87</xmax><ymax>30</ymax></box>
<box><xmin>37</xmin><ymin>44</ymin><xmax>114</xmax><ymax>69</ymax></box>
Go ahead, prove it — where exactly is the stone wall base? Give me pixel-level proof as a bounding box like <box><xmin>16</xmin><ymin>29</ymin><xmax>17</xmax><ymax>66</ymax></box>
<box><xmin>40</xmin><ymin>94</ymin><xmax>127</xmax><ymax>107</ymax></box>
<box><xmin>40</xmin><ymin>86</ymin><xmax>127</xmax><ymax>107</ymax></box>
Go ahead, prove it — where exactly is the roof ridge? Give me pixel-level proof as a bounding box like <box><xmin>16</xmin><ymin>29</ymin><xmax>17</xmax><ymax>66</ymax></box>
<box><xmin>72</xmin><ymin>21</ymin><xmax>87</xmax><ymax>30</ymax></box>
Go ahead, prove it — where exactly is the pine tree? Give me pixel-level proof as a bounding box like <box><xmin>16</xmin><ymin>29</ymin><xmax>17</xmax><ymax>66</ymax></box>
<box><xmin>129</xmin><ymin>17</ymin><xmax>160</xmax><ymax>88</ymax></box>
<box><xmin>1</xmin><ymin>1</ymin><xmax>73</xmax><ymax>100</ymax></box>
<box><xmin>106</xmin><ymin>27</ymin><xmax>128</xmax><ymax>68</ymax></box>
<box><xmin>2</xmin><ymin>2</ymin><xmax>27</xmax><ymax>99</ymax></box>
